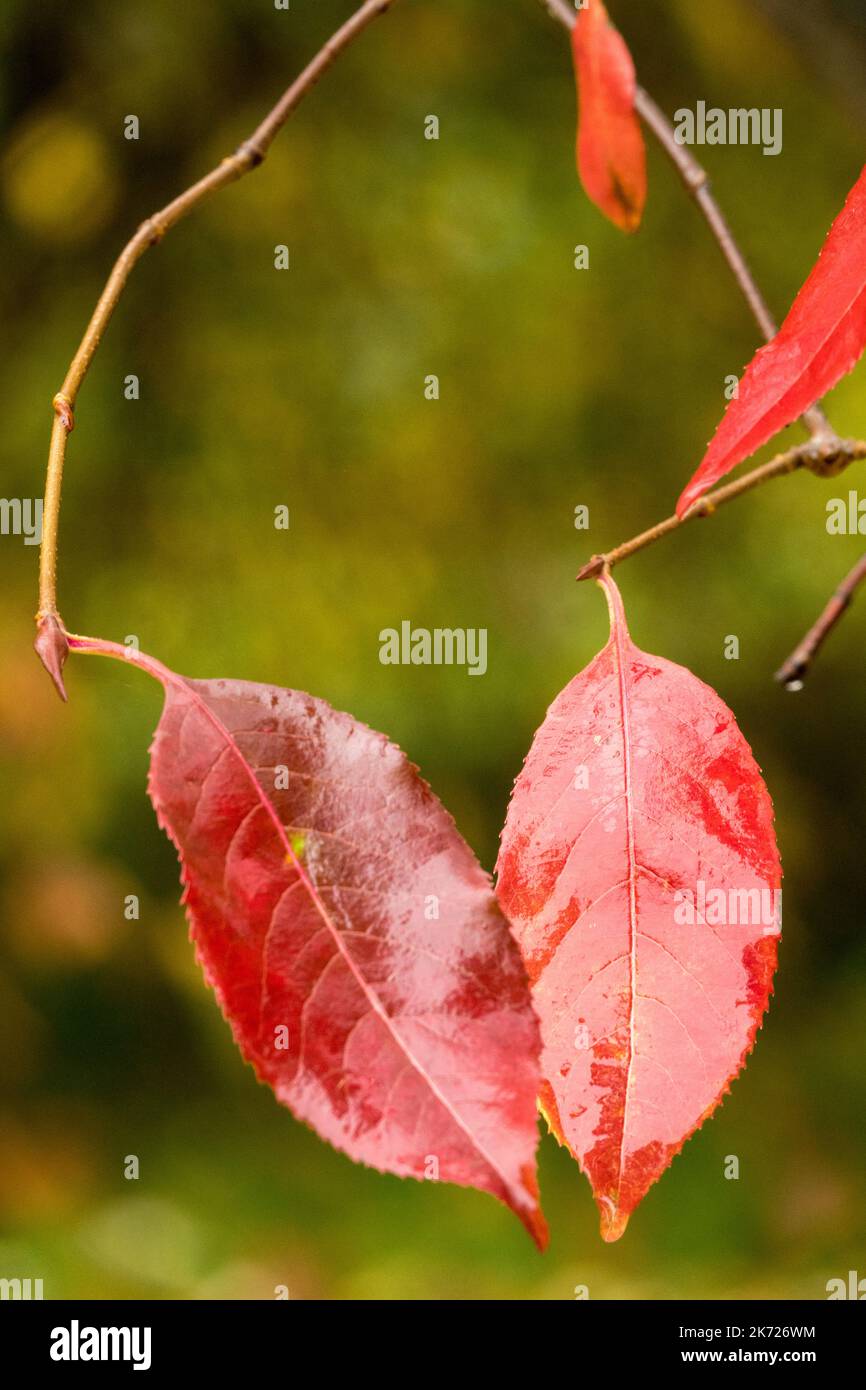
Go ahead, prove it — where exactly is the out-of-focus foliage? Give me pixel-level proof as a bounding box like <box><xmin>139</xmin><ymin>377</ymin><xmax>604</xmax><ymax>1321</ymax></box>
<box><xmin>0</xmin><ymin>0</ymin><xmax>864</xmax><ymax>1299</ymax></box>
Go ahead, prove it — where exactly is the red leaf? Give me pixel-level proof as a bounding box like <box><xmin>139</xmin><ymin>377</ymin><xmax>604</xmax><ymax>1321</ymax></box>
<box><xmin>70</xmin><ymin>637</ymin><xmax>546</xmax><ymax>1245</ymax></box>
<box><xmin>677</xmin><ymin>163</ymin><xmax>866</xmax><ymax>517</ymax></box>
<box><xmin>571</xmin><ymin>0</ymin><xmax>646</xmax><ymax>233</ymax></box>
<box><xmin>496</xmin><ymin>575</ymin><xmax>781</xmax><ymax>1241</ymax></box>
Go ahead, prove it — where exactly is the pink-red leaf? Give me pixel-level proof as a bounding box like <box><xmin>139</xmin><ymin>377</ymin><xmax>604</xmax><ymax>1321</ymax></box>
<box><xmin>72</xmin><ymin>638</ymin><xmax>546</xmax><ymax>1245</ymax></box>
<box><xmin>571</xmin><ymin>0</ymin><xmax>646</xmax><ymax>233</ymax></box>
<box><xmin>496</xmin><ymin>575</ymin><xmax>781</xmax><ymax>1240</ymax></box>
<box><xmin>677</xmin><ymin>163</ymin><xmax>866</xmax><ymax>517</ymax></box>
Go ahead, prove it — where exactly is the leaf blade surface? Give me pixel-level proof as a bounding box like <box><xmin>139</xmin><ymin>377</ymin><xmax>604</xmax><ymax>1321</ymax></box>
<box><xmin>678</xmin><ymin>164</ymin><xmax>866</xmax><ymax>515</ymax></box>
<box><xmin>497</xmin><ymin>576</ymin><xmax>780</xmax><ymax>1239</ymax></box>
<box><xmin>142</xmin><ymin>662</ymin><xmax>546</xmax><ymax>1243</ymax></box>
<box><xmin>571</xmin><ymin>0</ymin><xmax>647</xmax><ymax>233</ymax></box>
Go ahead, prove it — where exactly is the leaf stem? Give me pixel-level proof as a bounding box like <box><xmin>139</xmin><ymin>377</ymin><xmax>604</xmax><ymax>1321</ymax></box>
<box><xmin>35</xmin><ymin>0</ymin><xmax>397</xmax><ymax>681</ymax></box>
<box><xmin>65</xmin><ymin>629</ymin><xmax>173</xmax><ymax>681</ymax></box>
<box><xmin>576</xmin><ymin>438</ymin><xmax>866</xmax><ymax>581</ymax></box>
<box><xmin>540</xmin><ymin>0</ymin><xmax>866</xmax><ymax>678</ymax></box>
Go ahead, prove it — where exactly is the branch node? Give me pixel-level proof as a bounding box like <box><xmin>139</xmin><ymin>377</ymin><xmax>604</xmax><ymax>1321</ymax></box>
<box><xmin>236</xmin><ymin>139</ymin><xmax>266</xmax><ymax>169</ymax></box>
<box><xmin>52</xmin><ymin>392</ymin><xmax>75</xmax><ymax>432</ymax></box>
<box><xmin>576</xmin><ymin>555</ymin><xmax>606</xmax><ymax>583</ymax></box>
<box><xmin>685</xmin><ymin>166</ymin><xmax>709</xmax><ymax>194</ymax></box>
<box><xmin>802</xmin><ymin>434</ymin><xmax>851</xmax><ymax>477</ymax></box>
<box><xmin>34</xmin><ymin>611</ymin><xmax>69</xmax><ymax>701</ymax></box>
<box><xmin>139</xmin><ymin>215</ymin><xmax>167</xmax><ymax>247</ymax></box>
<box><xmin>37</xmin><ymin>0</ymin><xmax>400</xmax><ymax>627</ymax></box>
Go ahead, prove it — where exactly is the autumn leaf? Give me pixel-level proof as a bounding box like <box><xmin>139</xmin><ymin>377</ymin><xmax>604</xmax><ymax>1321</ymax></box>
<box><xmin>677</xmin><ymin>164</ymin><xmax>866</xmax><ymax>517</ymax></box>
<box><xmin>68</xmin><ymin>636</ymin><xmax>547</xmax><ymax>1246</ymax></box>
<box><xmin>571</xmin><ymin>0</ymin><xmax>646</xmax><ymax>233</ymax></box>
<box><xmin>496</xmin><ymin>574</ymin><xmax>781</xmax><ymax>1241</ymax></box>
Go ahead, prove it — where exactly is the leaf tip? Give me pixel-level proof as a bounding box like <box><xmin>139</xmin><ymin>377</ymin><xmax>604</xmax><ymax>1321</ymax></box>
<box><xmin>523</xmin><ymin>1202</ymin><xmax>550</xmax><ymax>1252</ymax></box>
<box><xmin>607</xmin><ymin>172</ymin><xmax>646</xmax><ymax>235</ymax></box>
<box><xmin>34</xmin><ymin>612</ymin><xmax>69</xmax><ymax>701</ymax></box>
<box><xmin>598</xmin><ymin>1198</ymin><xmax>629</xmax><ymax>1243</ymax></box>
<box><xmin>511</xmin><ymin>1164</ymin><xmax>549</xmax><ymax>1250</ymax></box>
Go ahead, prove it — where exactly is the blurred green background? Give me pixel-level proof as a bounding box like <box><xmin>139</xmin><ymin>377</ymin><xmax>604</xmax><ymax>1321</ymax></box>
<box><xmin>1</xmin><ymin>0</ymin><xmax>865</xmax><ymax>1300</ymax></box>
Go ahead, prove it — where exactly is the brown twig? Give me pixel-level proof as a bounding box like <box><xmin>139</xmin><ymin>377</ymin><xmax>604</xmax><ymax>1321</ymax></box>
<box><xmin>36</xmin><ymin>0</ymin><xmax>397</xmax><ymax>695</ymax></box>
<box><xmin>540</xmin><ymin>0</ymin><xmax>866</xmax><ymax>676</ymax></box>
<box><xmin>538</xmin><ymin>0</ymin><xmax>831</xmax><ymax>440</ymax></box>
<box><xmin>775</xmin><ymin>552</ymin><xmax>866</xmax><ymax>689</ymax></box>
<box><xmin>576</xmin><ymin>438</ymin><xmax>866</xmax><ymax>580</ymax></box>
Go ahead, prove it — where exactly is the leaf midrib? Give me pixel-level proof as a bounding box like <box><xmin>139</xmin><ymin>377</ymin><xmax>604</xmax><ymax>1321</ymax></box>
<box><xmin>164</xmin><ymin>672</ymin><xmax>525</xmax><ymax>1208</ymax></box>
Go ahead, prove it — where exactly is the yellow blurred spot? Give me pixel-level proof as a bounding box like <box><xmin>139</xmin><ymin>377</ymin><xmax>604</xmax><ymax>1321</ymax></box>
<box><xmin>2</xmin><ymin>112</ymin><xmax>116</xmax><ymax>242</ymax></box>
<box><xmin>77</xmin><ymin>1196</ymin><xmax>204</xmax><ymax>1291</ymax></box>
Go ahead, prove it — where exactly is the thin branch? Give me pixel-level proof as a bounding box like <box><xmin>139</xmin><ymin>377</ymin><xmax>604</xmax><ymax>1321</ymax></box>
<box><xmin>36</xmin><ymin>0</ymin><xmax>397</xmax><ymax>677</ymax></box>
<box><xmin>576</xmin><ymin>437</ymin><xmax>866</xmax><ymax>581</ymax></box>
<box><xmin>775</xmin><ymin>551</ymin><xmax>866</xmax><ymax>689</ymax></box>
<box><xmin>538</xmin><ymin>0</ymin><xmax>832</xmax><ymax>439</ymax></box>
<box><xmin>539</xmin><ymin>0</ymin><xmax>866</xmax><ymax>680</ymax></box>
<box><xmin>632</xmin><ymin>87</ymin><xmax>776</xmax><ymax>341</ymax></box>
